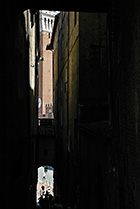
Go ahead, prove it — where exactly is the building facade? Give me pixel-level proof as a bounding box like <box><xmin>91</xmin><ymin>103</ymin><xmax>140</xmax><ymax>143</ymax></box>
<box><xmin>38</xmin><ymin>10</ymin><xmax>58</xmax><ymax>119</ymax></box>
<box><xmin>1</xmin><ymin>7</ymin><xmax>40</xmax><ymax>209</ymax></box>
<box><xmin>50</xmin><ymin>7</ymin><xmax>140</xmax><ymax>209</ymax></box>
<box><xmin>50</xmin><ymin>12</ymin><xmax>110</xmax><ymax>208</ymax></box>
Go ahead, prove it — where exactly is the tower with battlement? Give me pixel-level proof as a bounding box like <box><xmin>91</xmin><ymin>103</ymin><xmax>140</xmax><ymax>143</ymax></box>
<box><xmin>38</xmin><ymin>10</ymin><xmax>58</xmax><ymax>119</ymax></box>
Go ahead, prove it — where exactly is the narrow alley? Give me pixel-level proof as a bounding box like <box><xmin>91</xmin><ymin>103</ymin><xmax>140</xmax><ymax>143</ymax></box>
<box><xmin>1</xmin><ymin>1</ymin><xmax>140</xmax><ymax>209</ymax></box>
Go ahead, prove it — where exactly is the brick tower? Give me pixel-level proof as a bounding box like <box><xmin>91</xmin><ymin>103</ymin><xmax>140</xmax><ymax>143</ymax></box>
<box><xmin>38</xmin><ymin>10</ymin><xmax>58</xmax><ymax>119</ymax></box>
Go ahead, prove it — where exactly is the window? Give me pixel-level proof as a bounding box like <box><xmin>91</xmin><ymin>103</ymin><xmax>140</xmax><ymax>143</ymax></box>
<box><xmin>89</xmin><ymin>45</ymin><xmax>108</xmax><ymax>69</ymax></box>
<box><xmin>44</xmin><ymin>17</ymin><xmax>46</xmax><ymax>29</ymax></box>
<box><xmin>48</xmin><ymin>113</ymin><xmax>52</xmax><ymax>119</ymax></box>
<box><xmin>51</xmin><ymin>19</ymin><xmax>53</xmax><ymax>28</ymax></box>
<box><xmin>90</xmin><ymin>45</ymin><xmax>101</xmax><ymax>67</ymax></box>
<box><xmin>48</xmin><ymin>19</ymin><xmax>50</xmax><ymax>29</ymax></box>
<box><xmin>44</xmin><ymin>149</ymin><xmax>48</xmax><ymax>156</ymax></box>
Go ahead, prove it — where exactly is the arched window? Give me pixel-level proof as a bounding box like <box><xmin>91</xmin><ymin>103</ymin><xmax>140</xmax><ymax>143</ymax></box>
<box><xmin>48</xmin><ymin>19</ymin><xmax>50</xmax><ymax>29</ymax></box>
<box><xmin>44</xmin><ymin>17</ymin><xmax>46</xmax><ymax>29</ymax></box>
<box><xmin>51</xmin><ymin>19</ymin><xmax>53</xmax><ymax>28</ymax></box>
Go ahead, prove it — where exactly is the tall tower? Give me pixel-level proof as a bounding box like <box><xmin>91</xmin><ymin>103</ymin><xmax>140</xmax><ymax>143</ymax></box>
<box><xmin>38</xmin><ymin>10</ymin><xmax>58</xmax><ymax>119</ymax></box>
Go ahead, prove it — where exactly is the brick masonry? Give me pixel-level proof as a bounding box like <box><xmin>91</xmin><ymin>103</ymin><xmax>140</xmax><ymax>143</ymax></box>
<box><xmin>38</xmin><ymin>11</ymin><xmax>58</xmax><ymax>118</ymax></box>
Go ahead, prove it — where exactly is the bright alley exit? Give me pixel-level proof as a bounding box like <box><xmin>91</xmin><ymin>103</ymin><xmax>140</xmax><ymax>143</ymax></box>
<box><xmin>36</xmin><ymin>166</ymin><xmax>54</xmax><ymax>205</ymax></box>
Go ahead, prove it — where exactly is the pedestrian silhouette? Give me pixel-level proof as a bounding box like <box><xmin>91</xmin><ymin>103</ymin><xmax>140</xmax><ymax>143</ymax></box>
<box><xmin>39</xmin><ymin>195</ymin><xmax>44</xmax><ymax>207</ymax></box>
